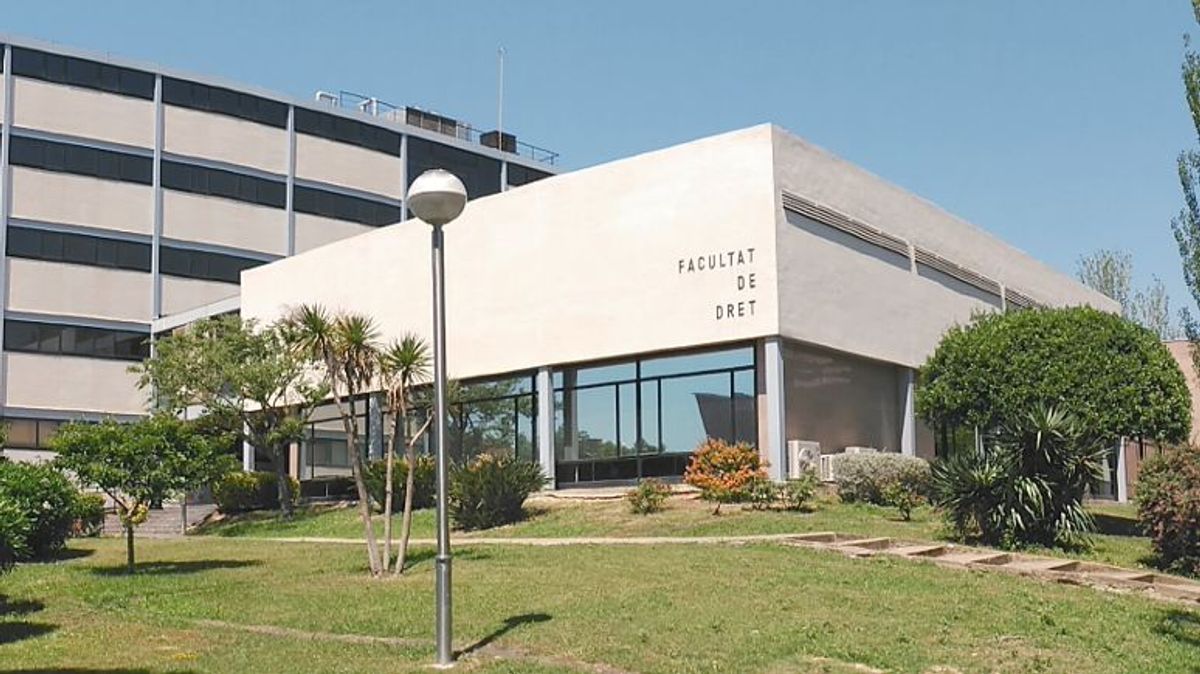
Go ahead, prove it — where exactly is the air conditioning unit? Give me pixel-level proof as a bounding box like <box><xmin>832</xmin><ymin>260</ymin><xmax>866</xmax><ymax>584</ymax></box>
<box><xmin>787</xmin><ymin>440</ymin><xmax>821</xmax><ymax>479</ymax></box>
<box><xmin>818</xmin><ymin>454</ymin><xmax>838</xmax><ymax>483</ymax></box>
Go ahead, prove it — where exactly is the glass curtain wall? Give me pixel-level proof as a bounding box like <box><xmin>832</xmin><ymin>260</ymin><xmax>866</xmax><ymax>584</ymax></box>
<box><xmin>299</xmin><ymin>398</ymin><xmax>368</xmax><ymax>480</ymax></box>
<box><xmin>554</xmin><ymin>345</ymin><xmax>756</xmax><ymax>485</ymax></box>
<box><xmin>448</xmin><ymin>374</ymin><xmax>538</xmax><ymax>464</ymax></box>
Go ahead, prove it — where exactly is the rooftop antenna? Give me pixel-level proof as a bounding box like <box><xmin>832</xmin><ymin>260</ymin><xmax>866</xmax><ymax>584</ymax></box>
<box><xmin>497</xmin><ymin>46</ymin><xmax>507</xmax><ymax>189</ymax></box>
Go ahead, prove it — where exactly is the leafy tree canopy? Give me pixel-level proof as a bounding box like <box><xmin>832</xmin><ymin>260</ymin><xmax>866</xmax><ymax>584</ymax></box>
<box><xmin>917</xmin><ymin>306</ymin><xmax>1191</xmax><ymax>443</ymax></box>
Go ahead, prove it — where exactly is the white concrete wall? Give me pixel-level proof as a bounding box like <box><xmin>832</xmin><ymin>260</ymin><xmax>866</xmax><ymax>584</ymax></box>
<box><xmin>11</xmin><ymin>167</ymin><xmax>153</xmax><ymax>235</ymax></box>
<box><xmin>243</xmin><ymin>126</ymin><xmax>781</xmax><ymax>379</ymax></box>
<box><xmin>12</xmin><ymin>77</ymin><xmax>153</xmax><ymax>148</ymax></box>
<box><xmin>164</xmin><ymin>106</ymin><xmax>288</xmax><ymax>174</ymax></box>
<box><xmin>294</xmin><ymin>213</ymin><xmax>373</xmax><ymax>254</ymax></box>
<box><xmin>295</xmin><ymin>134</ymin><xmax>402</xmax><ymax>198</ymax></box>
<box><xmin>163</xmin><ymin>191</ymin><xmax>286</xmax><ymax>255</ymax></box>
<box><xmin>770</xmin><ymin>126</ymin><xmax>1118</xmax><ymax>368</ymax></box>
<box><xmin>160</xmin><ymin>276</ymin><xmax>238</xmax><ymax>316</ymax></box>
<box><xmin>3</xmin><ymin>352</ymin><xmax>145</xmax><ymax>415</ymax></box>
<box><xmin>6</xmin><ymin>259</ymin><xmax>150</xmax><ymax>322</ymax></box>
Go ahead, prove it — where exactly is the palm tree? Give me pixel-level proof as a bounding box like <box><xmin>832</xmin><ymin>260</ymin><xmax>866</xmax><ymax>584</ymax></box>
<box><xmin>379</xmin><ymin>334</ymin><xmax>432</xmax><ymax>574</ymax></box>
<box><xmin>283</xmin><ymin>304</ymin><xmax>386</xmax><ymax>575</ymax></box>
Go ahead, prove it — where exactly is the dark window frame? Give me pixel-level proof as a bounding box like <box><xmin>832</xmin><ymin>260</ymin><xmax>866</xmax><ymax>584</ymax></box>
<box><xmin>159</xmin><ymin>245</ymin><xmax>268</xmax><ymax>284</ymax></box>
<box><xmin>162</xmin><ymin>77</ymin><xmax>288</xmax><ymax>128</ymax></box>
<box><xmin>11</xmin><ymin>47</ymin><xmax>154</xmax><ymax>100</ymax></box>
<box><xmin>161</xmin><ymin>160</ymin><xmax>286</xmax><ymax>209</ymax></box>
<box><xmin>294</xmin><ymin>107</ymin><xmax>400</xmax><ymax>155</ymax></box>
<box><xmin>5</xmin><ymin>226</ymin><xmax>151</xmax><ymax>272</ymax></box>
<box><xmin>10</xmin><ymin>136</ymin><xmax>152</xmax><ymax>185</ymax></box>
<box><xmin>293</xmin><ymin>185</ymin><xmax>401</xmax><ymax>227</ymax></box>
<box><xmin>4</xmin><ymin>320</ymin><xmax>149</xmax><ymax>362</ymax></box>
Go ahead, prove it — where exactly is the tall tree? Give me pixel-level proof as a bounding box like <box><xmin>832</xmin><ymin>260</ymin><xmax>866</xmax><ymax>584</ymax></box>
<box><xmin>133</xmin><ymin>316</ymin><xmax>324</xmax><ymax>519</ymax></box>
<box><xmin>1076</xmin><ymin>250</ymin><xmax>1175</xmax><ymax>339</ymax></box>
<box><xmin>1174</xmin><ymin>0</ymin><xmax>1200</xmax><ymax>374</ymax></box>
<box><xmin>53</xmin><ymin>415</ymin><xmax>235</xmax><ymax>572</ymax></box>
<box><xmin>379</xmin><ymin>334</ymin><xmax>432</xmax><ymax>575</ymax></box>
<box><xmin>282</xmin><ymin>305</ymin><xmax>386</xmax><ymax>576</ymax></box>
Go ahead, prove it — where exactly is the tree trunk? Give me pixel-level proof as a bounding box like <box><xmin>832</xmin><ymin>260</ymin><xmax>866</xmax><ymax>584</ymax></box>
<box><xmin>274</xmin><ymin>447</ymin><xmax>295</xmax><ymax>520</ymax></box>
<box><xmin>395</xmin><ymin>436</ymin><xmax>418</xmax><ymax>574</ymax></box>
<box><xmin>125</xmin><ymin>523</ymin><xmax>135</xmax><ymax>573</ymax></box>
<box><xmin>382</xmin><ymin>413</ymin><xmax>399</xmax><ymax>572</ymax></box>
<box><xmin>346</xmin><ymin>398</ymin><xmax>382</xmax><ymax>576</ymax></box>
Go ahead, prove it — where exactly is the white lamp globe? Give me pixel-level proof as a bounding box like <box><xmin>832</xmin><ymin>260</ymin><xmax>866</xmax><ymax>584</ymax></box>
<box><xmin>408</xmin><ymin>169</ymin><xmax>468</xmax><ymax>226</ymax></box>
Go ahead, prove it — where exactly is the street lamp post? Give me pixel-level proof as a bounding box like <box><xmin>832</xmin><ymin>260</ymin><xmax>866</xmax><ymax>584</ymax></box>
<box><xmin>407</xmin><ymin>169</ymin><xmax>468</xmax><ymax>668</ymax></box>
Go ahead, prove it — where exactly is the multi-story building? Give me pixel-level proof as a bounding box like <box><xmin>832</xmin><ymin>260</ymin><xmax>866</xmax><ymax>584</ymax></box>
<box><xmin>0</xmin><ymin>35</ymin><xmax>557</xmax><ymax>461</ymax></box>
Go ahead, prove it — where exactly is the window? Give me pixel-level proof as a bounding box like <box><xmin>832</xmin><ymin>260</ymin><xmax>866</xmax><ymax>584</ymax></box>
<box><xmin>447</xmin><ymin>375</ymin><xmax>538</xmax><ymax>464</ymax></box>
<box><xmin>162</xmin><ymin>77</ymin><xmax>288</xmax><ymax>128</ymax></box>
<box><xmin>294</xmin><ymin>107</ymin><xmax>400</xmax><ymax>155</ymax></box>
<box><xmin>161</xmin><ymin>160</ymin><xmax>286</xmax><ymax>209</ymax></box>
<box><xmin>11</xmin><ymin>47</ymin><xmax>154</xmax><ymax>100</ymax></box>
<box><xmin>10</xmin><ymin>136</ymin><xmax>152</xmax><ymax>184</ymax></box>
<box><xmin>7</xmin><ymin>226</ymin><xmax>151</xmax><ymax>272</ymax></box>
<box><xmin>2</xmin><ymin>418</ymin><xmax>64</xmax><ymax>450</ymax></box>
<box><xmin>506</xmin><ymin>163</ymin><xmax>552</xmax><ymax>188</ymax></box>
<box><xmin>159</xmin><ymin>246</ymin><xmax>270</xmax><ymax>284</ymax></box>
<box><xmin>407</xmin><ymin>137</ymin><xmax>501</xmax><ymax>200</ymax></box>
<box><xmin>554</xmin><ymin>345</ymin><xmax>756</xmax><ymax>484</ymax></box>
<box><xmin>5</xmin><ymin>320</ymin><xmax>149</xmax><ymax>361</ymax></box>
<box><xmin>293</xmin><ymin>185</ymin><xmax>402</xmax><ymax>226</ymax></box>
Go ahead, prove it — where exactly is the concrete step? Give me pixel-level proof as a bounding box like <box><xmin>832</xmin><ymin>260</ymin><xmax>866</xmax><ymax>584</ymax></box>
<box><xmin>102</xmin><ymin>503</ymin><xmax>216</xmax><ymax>538</ymax></box>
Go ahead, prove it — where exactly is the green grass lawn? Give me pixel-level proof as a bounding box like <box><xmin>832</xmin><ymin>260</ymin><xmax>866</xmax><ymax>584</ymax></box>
<box><xmin>198</xmin><ymin>492</ymin><xmax>1156</xmax><ymax>571</ymax></box>
<box><xmin>2</xmin><ymin>534</ymin><xmax>1196</xmax><ymax>673</ymax></box>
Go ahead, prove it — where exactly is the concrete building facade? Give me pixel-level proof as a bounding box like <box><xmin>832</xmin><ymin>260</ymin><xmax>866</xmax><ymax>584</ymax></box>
<box><xmin>0</xmin><ymin>36</ymin><xmax>556</xmax><ymax>460</ymax></box>
<box><xmin>240</xmin><ymin>124</ymin><xmax>1118</xmax><ymax>487</ymax></box>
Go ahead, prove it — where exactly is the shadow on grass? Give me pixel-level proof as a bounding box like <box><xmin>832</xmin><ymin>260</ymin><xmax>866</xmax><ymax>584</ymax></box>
<box><xmin>391</xmin><ymin>546</ymin><xmax>493</xmax><ymax>573</ymax></box>
<box><xmin>50</xmin><ymin>546</ymin><xmax>98</xmax><ymax>562</ymax></box>
<box><xmin>456</xmin><ymin>612</ymin><xmax>552</xmax><ymax>658</ymax></box>
<box><xmin>0</xmin><ymin>621</ymin><xmax>56</xmax><ymax>645</ymax></box>
<box><xmin>1155</xmin><ymin>609</ymin><xmax>1200</xmax><ymax>648</ymax></box>
<box><xmin>8</xmin><ymin>670</ymin><xmax>197</xmax><ymax>673</ymax></box>
<box><xmin>90</xmin><ymin>559</ymin><xmax>262</xmax><ymax>576</ymax></box>
<box><xmin>1093</xmin><ymin>512</ymin><xmax>1143</xmax><ymax>538</ymax></box>
<box><xmin>1</xmin><ymin>595</ymin><xmax>45</xmax><ymax>617</ymax></box>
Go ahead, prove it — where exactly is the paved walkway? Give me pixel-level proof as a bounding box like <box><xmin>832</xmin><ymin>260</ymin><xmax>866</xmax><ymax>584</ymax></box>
<box><xmin>224</xmin><ymin>530</ymin><xmax>1200</xmax><ymax>608</ymax></box>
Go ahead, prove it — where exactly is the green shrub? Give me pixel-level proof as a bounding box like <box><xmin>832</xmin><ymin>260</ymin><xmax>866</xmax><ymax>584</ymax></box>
<box><xmin>449</xmin><ymin>455</ymin><xmax>545</xmax><ymax>531</ymax></box>
<box><xmin>932</xmin><ymin>406</ymin><xmax>1106</xmax><ymax>549</ymax></box>
<box><xmin>832</xmin><ymin>453</ymin><xmax>931</xmax><ymax>505</ymax></box>
<box><xmin>365</xmin><ymin>455</ymin><xmax>436</xmax><ymax>513</ymax></box>
<box><xmin>683</xmin><ymin>438</ymin><xmax>767</xmax><ymax>514</ymax></box>
<box><xmin>212</xmin><ymin>471</ymin><xmax>299</xmax><ymax>514</ymax></box>
<box><xmin>71</xmin><ymin>492</ymin><xmax>107</xmax><ymax>537</ymax></box>
<box><xmin>780</xmin><ymin>473</ymin><xmax>819</xmax><ymax>511</ymax></box>
<box><xmin>0</xmin><ymin>497</ymin><xmax>30</xmax><ymax>572</ymax></box>
<box><xmin>626</xmin><ymin>478</ymin><xmax>671</xmax><ymax>515</ymax></box>
<box><xmin>746</xmin><ymin>477</ymin><xmax>778</xmax><ymax>510</ymax></box>
<box><xmin>0</xmin><ymin>460</ymin><xmax>78</xmax><ymax>559</ymax></box>
<box><xmin>1137</xmin><ymin>445</ymin><xmax>1200</xmax><ymax>576</ymax></box>
<box><xmin>883</xmin><ymin>477</ymin><xmax>925</xmax><ymax>521</ymax></box>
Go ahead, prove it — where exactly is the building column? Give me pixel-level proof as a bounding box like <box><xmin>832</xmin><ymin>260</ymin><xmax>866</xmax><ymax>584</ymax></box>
<box><xmin>288</xmin><ymin>441</ymin><xmax>301</xmax><ymax>481</ymax></box>
<box><xmin>241</xmin><ymin>440</ymin><xmax>254</xmax><ymax>472</ymax></box>
<box><xmin>899</xmin><ymin>368</ymin><xmax>917</xmax><ymax>457</ymax></box>
<box><xmin>368</xmin><ymin>393</ymin><xmax>384</xmax><ymax>461</ymax></box>
<box><xmin>536</xmin><ymin>367</ymin><xmax>555</xmax><ymax>489</ymax></box>
<box><xmin>761</xmin><ymin>337</ymin><xmax>787</xmax><ymax>482</ymax></box>
<box><xmin>1115</xmin><ymin>437</ymin><xmax>1129</xmax><ymax>504</ymax></box>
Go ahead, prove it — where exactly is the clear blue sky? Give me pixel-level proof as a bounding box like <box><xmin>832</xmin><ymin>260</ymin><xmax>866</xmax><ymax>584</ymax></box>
<box><xmin>6</xmin><ymin>1</ymin><xmax>1198</xmax><ymax>312</ymax></box>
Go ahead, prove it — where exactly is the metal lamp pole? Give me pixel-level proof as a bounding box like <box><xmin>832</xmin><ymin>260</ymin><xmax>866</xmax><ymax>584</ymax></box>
<box><xmin>407</xmin><ymin>169</ymin><xmax>468</xmax><ymax>669</ymax></box>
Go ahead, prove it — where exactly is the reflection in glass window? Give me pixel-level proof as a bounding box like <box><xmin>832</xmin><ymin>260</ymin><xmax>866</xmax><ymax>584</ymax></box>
<box><xmin>554</xmin><ymin>344</ymin><xmax>756</xmax><ymax>484</ymax></box>
<box><xmin>447</xmin><ymin>373</ymin><xmax>537</xmax><ymax>464</ymax></box>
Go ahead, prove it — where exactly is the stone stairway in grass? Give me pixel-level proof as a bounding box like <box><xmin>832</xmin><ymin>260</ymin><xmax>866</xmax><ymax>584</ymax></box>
<box><xmin>779</xmin><ymin>532</ymin><xmax>1200</xmax><ymax>607</ymax></box>
<box><xmin>102</xmin><ymin>503</ymin><xmax>217</xmax><ymax>538</ymax></box>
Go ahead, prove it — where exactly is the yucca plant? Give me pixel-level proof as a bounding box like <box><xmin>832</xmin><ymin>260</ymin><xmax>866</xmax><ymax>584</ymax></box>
<box><xmin>932</xmin><ymin>405</ymin><xmax>1108</xmax><ymax>549</ymax></box>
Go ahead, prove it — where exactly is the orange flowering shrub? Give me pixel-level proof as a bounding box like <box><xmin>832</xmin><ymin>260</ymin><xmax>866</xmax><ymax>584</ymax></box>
<box><xmin>683</xmin><ymin>438</ymin><xmax>767</xmax><ymax>514</ymax></box>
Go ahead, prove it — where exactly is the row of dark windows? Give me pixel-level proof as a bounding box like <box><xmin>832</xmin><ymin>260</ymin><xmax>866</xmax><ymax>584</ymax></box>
<box><xmin>9</xmin><ymin>133</ymin><xmax>539</xmax><ymax>225</ymax></box>
<box><xmin>294</xmin><ymin>185</ymin><xmax>402</xmax><ymax>227</ymax></box>
<box><xmin>507</xmin><ymin>162</ymin><xmax>553</xmax><ymax>188</ymax></box>
<box><xmin>161</xmin><ymin>160</ymin><xmax>286</xmax><ymax>209</ymax></box>
<box><xmin>408</xmin><ymin>136</ymin><xmax>501</xmax><ymax>200</ymax></box>
<box><xmin>6</xmin><ymin>225</ymin><xmax>266</xmax><ymax>284</ymax></box>
<box><xmin>10</xmin><ymin>136</ymin><xmax>152</xmax><ymax>185</ymax></box>
<box><xmin>294</xmin><ymin>107</ymin><xmax>401</xmax><ymax>155</ymax></box>
<box><xmin>162</xmin><ymin>76</ymin><xmax>288</xmax><ymax>128</ymax></box>
<box><xmin>11</xmin><ymin>47</ymin><xmax>155</xmax><ymax>100</ymax></box>
<box><xmin>4</xmin><ymin>320</ymin><xmax>149</xmax><ymax>362</ymax></box>
<box><xmin>160</xmin><ymin>246</ymin><xmax>266</xmax><ymax>284</ymax></box>
<box><xmin>7</xmin><ymin>226</ymin><xmax>150</xmax><ymax>272</ymax></box>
